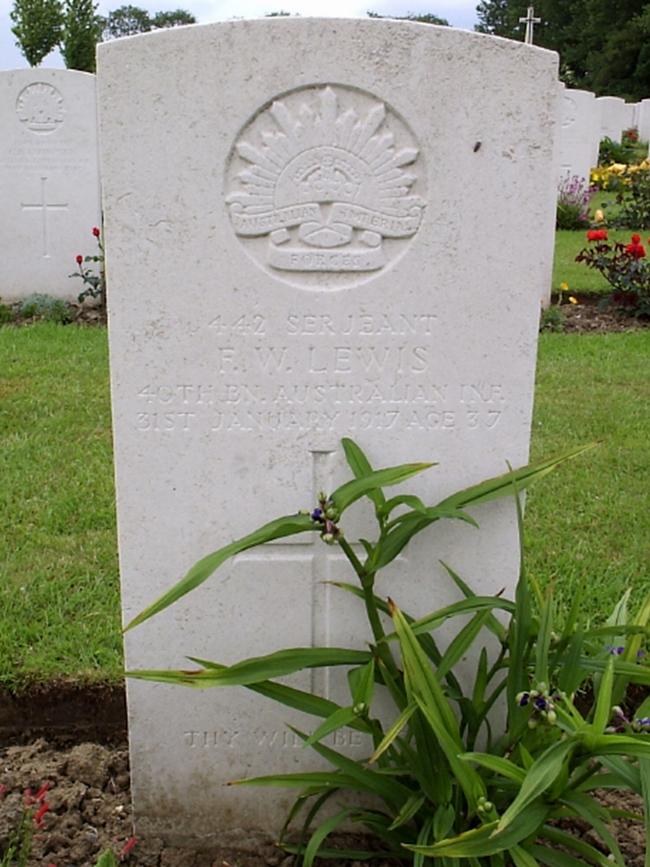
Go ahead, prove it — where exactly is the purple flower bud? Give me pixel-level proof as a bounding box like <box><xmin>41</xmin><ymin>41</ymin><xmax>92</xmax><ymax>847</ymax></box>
<box><xmin>310</xmin><ymin>508</ymin><xmax>323</xmax><ymax>521</ymax></box>
<box><xmin>534</xmin><ymin>696</ymin><xmax>548</xmax><ymax>711</ymax></box>
<box><xmin>518</xmin><ymin>692</ymin><xmax>530</xmax><ymax>707</ymax></box>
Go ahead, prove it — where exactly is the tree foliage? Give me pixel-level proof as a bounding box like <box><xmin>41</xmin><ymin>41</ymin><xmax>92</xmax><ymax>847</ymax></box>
<box><xmin>99</xmin><ymin>4</ymin><xmax>195</xmax><ymax>40</ymax></box>
<box><xmin>60</xmin><ymin>0</ymin><xmax>100</xmax><ymax>72</ymax></box>
<box><xmin>10</xmin><ymin>0</ymin><xmax>63</xmax><ymax>65</ymax></box>
<box><xmin>367</xmin><ymin>10</ymin><xmax>450</xmax><ymax>25</ymax></box>
<box><xmin>474</xmin><ymin>0</ymin><xmax>650</xmax><ymax>101</ymax></box>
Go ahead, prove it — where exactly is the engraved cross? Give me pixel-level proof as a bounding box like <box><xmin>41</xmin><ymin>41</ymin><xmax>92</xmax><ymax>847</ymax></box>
<box><xmin>21</xmin><ymin>176</ymin><xmax>69</xmax><ymax>258</ymax></box>
<box><xmin>237</xmin><ymin>446</ymin><xmax>361</xmax><ymax>698</ymax></box>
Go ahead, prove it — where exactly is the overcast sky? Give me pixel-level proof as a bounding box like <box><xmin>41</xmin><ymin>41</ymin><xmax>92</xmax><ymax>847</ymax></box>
<box><xmin>0</xmin><ymin>0</ymin><xmax>479</xmax><ymax>70</ymax></box>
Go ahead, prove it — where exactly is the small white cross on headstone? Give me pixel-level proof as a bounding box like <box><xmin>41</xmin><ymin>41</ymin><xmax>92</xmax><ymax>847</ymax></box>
<box><xmin>21</xmin><ymin>176</ymin><xmax>68</xmax><ymax>258</ymax></box>
<box><xmin>519</xmin><ymin>5</ymin><xmax>541</xmax><ymax>44</ymax></box>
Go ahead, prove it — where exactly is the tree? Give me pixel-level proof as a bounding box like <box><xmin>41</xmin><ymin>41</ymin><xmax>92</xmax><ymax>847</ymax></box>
<box><xmin>150</xmin><ymin>8</ymin><xmax>195</xmax><ymax>28</ymax></box>
<box><xmin>10</xmin><ymin>0</ymin><xmax>63</xmax><ymax>65</ymax></box>
<box><xmin>367</xmin><ymin>11</ymin><xmax>450</xmax><ymax>25</ymax></box>
<box><xmin>99</xmin><ymin>4</ymin><xmax>152</xmax><ymax>38</ymax></box>
<box><xmin>60</xmin><ymin>0</ymin><xmax>101</xmax><ymax>72</ymax></box>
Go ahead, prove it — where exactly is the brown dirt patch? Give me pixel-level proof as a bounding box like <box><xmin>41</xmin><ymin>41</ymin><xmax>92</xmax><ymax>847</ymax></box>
<box><xmin>555</xmin><ymin>295</ymin><xmax>650</xmax><ymax>333</ymax></box>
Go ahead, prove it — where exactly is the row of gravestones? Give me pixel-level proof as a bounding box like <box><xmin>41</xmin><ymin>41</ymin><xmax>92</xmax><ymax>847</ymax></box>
<box><xmin>557</xmin><ymin>86</ymin><xmax>650</xmax><ymax>185</ymax></box>
<box><xmin>1</xmin><ymin>63</ymin><xmax>647</xmax><ymax>304</ymax></box>
<box><xmin>0</xmin><ymin>20</ymin><xmax>635</xmax><ymax>847</ymax></box>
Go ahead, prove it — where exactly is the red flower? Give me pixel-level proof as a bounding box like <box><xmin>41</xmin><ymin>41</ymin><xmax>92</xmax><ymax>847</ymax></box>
<box><xmin>587</xmin><ymin>229</ymin><xmax>608</xmax><ymax>241</ymax></box>
<box><xmin>76</xmin><ymin>254</ymin><xmax>83</xmax><ymax>265</ymax></box>
<box><xmin>33</xmin><ymin>800</ymin><xmax>50</xmax><ymax>827</ymax></box>
<box><xmin>119</xmin><ymin>836</ymin><xmax>137</xmax><ymax>860</ymax></box>
<box><xmin>35</xmin><ymin>782</ymin><xmax>49</xmax><ymax>802</ymax></box>
<box><xmin>92</xmin><ymin>226</ymin><xmax>101</xmax><ymax>237</ymax></box>
<box><xmin>625</xmin><ymin>241</ymin><xmax>646</xmax><ymax>259</ymax></box>
<box><xmin>631</xmin><ymin>234</ymin><xmax>641</xmax><ymax>244</ymax></box>
<box><xmin>24</xmin><ymin>788</ymin><xmax>35</xmax><ymax>806</ymax></box>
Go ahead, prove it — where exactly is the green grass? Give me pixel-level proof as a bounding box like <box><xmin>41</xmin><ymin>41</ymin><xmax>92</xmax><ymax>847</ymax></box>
<box><xmin>0</xmin><ymin>324</ymin><xmax>120</xmax><ymax>688</ymax></box>
<box><xmin>0</xmin><ymin>323</ymin><xmax>648</xmax><ymax>688</ymax></box>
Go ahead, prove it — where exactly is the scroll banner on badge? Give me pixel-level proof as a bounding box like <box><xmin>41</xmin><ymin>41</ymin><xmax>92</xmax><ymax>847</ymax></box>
<box><xmin>230</xmin><ymin>202</ymin><xmax>424</xmax><ymax>238</ymax></box>
<box><xmin>268</xmin><ymin>244</ymin><xmax>386</xmax><ymax>271</ymax></box>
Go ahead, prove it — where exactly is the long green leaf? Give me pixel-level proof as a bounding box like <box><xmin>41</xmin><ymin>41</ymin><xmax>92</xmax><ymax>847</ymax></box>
<box><xmin>496</xmin><ymin>739</ymin><xmax>575</xmax><ymax>832</ymax></box>
<box><xmin>560</xmin><ymin>792</ymin><xmax>624</xmax><ymax>867</ymax></box>
<box><xmin>189</xmin><ymin>656</ymin><xmax>371</xmax><ymax>732</ymax></box>
<box><xmin>368</xmin><ymin>702</ymin><xmax>417</xmax><ymax>763</ymax></box>
<box><xmin>639</xmin><ymin>758</ymin><xmax>650</xmax><ymax>867</ymax></box>
<box><xmin>441</xmin><ymin>561</ymin><xmax>507</xmax><ymax>642</ymax></box>
<box><xmin>303</xmin><ymin>706</ymin><xmax>360</xmax><ymax>747</ymax></box>
<box><xmin>289</xmin><ymin>726</ymin><xmax>412</xmax><ymax>808</ymax></box>
<box><xmin>541</xmin><ymin>826</ymin><xmax>614</xmax><ymax>867</ymax></box>
<box><xmin>398</xmin><ymin>597</ymin><xmax>515</xmax><ymax>638</ymax></box>
<box><xmin>125</xmin><ymin>512</ymin><xmax>316</xmax><ymax>630</ymax></box>
<box><xmin>590</xmin><ymin>733</ymin><xmax>650</xmax><ymax>759</ymax></box>
<box><xmin>340</xmin><ymin>437</ymin><xmax>386</xmax><ymax>514</ymax></box>
<box><xmin>531</xmin><ymin>843</ymin><xmax>597</xmax><ymax>867</ymax></box>
<box><xmin>404</xmin><ymin>801</ymin><xmax>549</xmax><ymax>858</ymax></box>
<box><xmin>592</xmin><ymin>655</ymin><xmax>615</xmax><ymax>733</ymax></box>
<box><xmin>127</xmin><ymin>646</ymin><xmax>371</xmax><ymax>687</ymax></box>
<box><xmin>304</xmin><ymin>808</ymin><xmax>354</xmax><ymax>867</ymax></box>
<box><xmin>230</xmin><ymin>771</ymin><xmax>359</xmax><ymax>789</ymax></box>
<box><xmin>433</xmin><ymin>443</ymin><xmax>597</xmax><ymax>512</ymax></box>
<box><xmin>460</xmin><ymin>752</ymin><xmax>527</xmax><ymax>784</ymax></box>
<box><xmin>388</xmin><ymin>793</ymin><xmax>425</xmax><ymax>830</ymax></box>
<box><xmin>330</xmin><ymin>462</ymin><xmax>435</xmax><ymax>513</ymax></box>
<box><xmin>510</xmin><ymin>845</ymin><xmax>540</xmax><ymax>867</ymax></box>
<box><xmin>438</xmin><ymin>609</ymin><xmax>494</xmax><ymax>680</ymax></box>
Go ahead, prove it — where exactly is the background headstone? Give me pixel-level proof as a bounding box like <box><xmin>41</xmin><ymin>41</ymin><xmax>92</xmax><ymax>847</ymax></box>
<box><xmin>557</xmin><ymin>87</ymin><xmax>598</xmax><ymax>183</ymax></box>
<box><xmin>0</xmin><ymin>69</ymin><xmax>102</xmax><ymax>302</ymax></box>
<box><xmin>638</xmin><ymin>98</ymin><xmax>650</xmax><ymax>147</ymax></box>
<box><xmin>98</xmin><ymin>18</ymin><xmax>558</xmax><ymax>845</ymax></box>
<box><xmin>597</xmin><ymin>95</ymin><xmax>632</xmax><ymax>144</ymax></box>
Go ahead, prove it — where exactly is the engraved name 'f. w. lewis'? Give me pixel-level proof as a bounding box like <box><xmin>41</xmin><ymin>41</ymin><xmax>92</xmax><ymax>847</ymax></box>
<box><xmin>226</xmin><ymin>85</ymin><xmax>426</xmax><ymax>277</ymax></box>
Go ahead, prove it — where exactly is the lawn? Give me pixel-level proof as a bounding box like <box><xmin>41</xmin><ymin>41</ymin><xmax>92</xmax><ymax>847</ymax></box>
<box><xmin>0</xmin><ymin>322</ymin><xmax>648</xmax><ymax>689</ymax></box>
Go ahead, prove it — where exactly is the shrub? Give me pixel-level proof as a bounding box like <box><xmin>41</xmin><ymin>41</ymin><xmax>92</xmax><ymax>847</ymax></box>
<box><xmin>615</xmin><ymin>164</ymin><xmax>650</xmax><ymax>229</ymax></box>
<box><xmin>598</xmin><ymin>136</ymin><xmax>635</xmax><ymax>166</ymax></box>
<box><xmin>0</xmin><ymin>300</ymin><xmax>14</xmax><ymax>324</ymax></box>
<box><xmin>126</xmin><ymin>439</ymin><xmax>650</xmax><ymax>867</ymax></box>
<box><xmin>70</xmin><ymin>225</ymin><xmax>105</xmax><ymax>314</ymax></box>
<box><xmin>576</xmin><ymin>230</ymin><xmax>650</xmax><ymax>316</ymax></box>
<box><xmin>18</xmin><ymin>293</ymin><xmax>72</xmax><ymax>323</ymax></box>
<box><xmin>556</xmin><ymin>174</ymin><xmax>592</xmax><ymax>229</ymax></box>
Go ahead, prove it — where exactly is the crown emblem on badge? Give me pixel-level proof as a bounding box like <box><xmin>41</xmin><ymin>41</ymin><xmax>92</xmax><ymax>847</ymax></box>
<box><xmin>226</xmin><ymin>86</ymin><xmax>426</xmax><ymax>277</ymax></box>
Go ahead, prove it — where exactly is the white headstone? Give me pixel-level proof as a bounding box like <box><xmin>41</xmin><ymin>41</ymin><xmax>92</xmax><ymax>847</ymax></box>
<box><xmin>98</xmin><ymin>19</ymin><xmax>559</xmax><ymax>846</ymax></box>
<box><xmin>638</xmin><ymin>99</ymin><xmax>650</xmax><ymax>145</ymax></box>
<box><xmin>0</xmin><ymin>69</ymin><xmax>102</xmax><ymax>301</ymax></box>
<box><xmin>597</xmin><ymin>95</ymin><xmax>631</xmax><ymax>144</ymax></box>
<box><xmin>557</xmin><ymin>87</ymin><xmax>599</xmax><ymax>183</ymax></box>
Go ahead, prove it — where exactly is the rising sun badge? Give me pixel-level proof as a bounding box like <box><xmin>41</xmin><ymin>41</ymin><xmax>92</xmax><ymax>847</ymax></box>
<box><xmin>226</xmin><ymin>85</ymin><xmax>426</xmax><ymax>285</ymax></box>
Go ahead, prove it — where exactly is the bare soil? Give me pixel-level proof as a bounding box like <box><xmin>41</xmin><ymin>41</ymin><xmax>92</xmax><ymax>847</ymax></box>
<box><xmin>0</xmin><ymin>684</ymin><xmax>646</xmax><ymax>867</ymax></box>
<box><xmin>556</xmin><ymin>295</ymin><xmax>650</xmax><ymax>333</ymax></box>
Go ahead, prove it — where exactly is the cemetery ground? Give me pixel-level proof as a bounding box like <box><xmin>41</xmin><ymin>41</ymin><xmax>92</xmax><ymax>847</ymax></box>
<box><xmin>0</xmin><ymin>317</ymin><xmax>649</xmax><ymax>864</ymax></box>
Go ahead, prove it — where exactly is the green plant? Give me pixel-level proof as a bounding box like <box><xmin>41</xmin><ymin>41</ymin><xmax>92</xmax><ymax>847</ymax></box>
<box><xmin>598</xmin><ymin>136</ymin><xmax>634</xmax><ymax>166</ymax></box>
<box><xmin>615</xmin><ymin>165</ymin><xmax>650</xmax><ymax>229</ymax></box>
<box><xmin>576</xmin><ymin>230</ymin><xmax>650</xmax><ymax>316</ymax></box>
<box><xmin>539</xmin><ymin>304</ymin><xmax>565</xmax><ymax>332</ymax></box>
<box><xmin>555</xmin><ymin>174</ymin><xmax>592</xmax><ymax>230</ymax></box>
<box><xmin>70</xmin><ymin>225</ymin><xmax>106</xmax><ymax>314</ymax></box>
<box><xmin>0</xmin><ymin>300</ymin><xmax>14</xmax><ymax>324</ymax></box>
<box><xmin>126</xmin><ymin>438</ymin><xmax>650</xmax><ymax>866</ymax></box>
<box><xmin>0</xmin><ymin>784</ymin><xmax>50</xmax><ymax>867</ymax></box>
<box><xmin>18</xmin><ymin>292</ymin><xmax>71</xmax><ymax>323</ymax></box>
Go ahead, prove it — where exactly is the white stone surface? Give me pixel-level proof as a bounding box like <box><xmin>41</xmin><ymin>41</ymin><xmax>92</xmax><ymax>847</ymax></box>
<box><xmin>638</xmin><ymin>99</ymin><xmax>650</xmax><ymax>146</ymax></box>
<box><xmin>597</xmin><ymin>95</ymin><xmax>632</xmax><ymax>144</ymax></box>
<box><xmin>557</xmin><ymin>87</ymin><xmax>599</xmax><ymax>183</ymax></box>
<box><xmin>98</xmin><ymin>18</ymin><xmax>558</xmax><ymax>844</ymax></box>
<box><xmin>0</xmin><ymin>69</ymin><xmax>101</xmax><ymax>301</ymax></box>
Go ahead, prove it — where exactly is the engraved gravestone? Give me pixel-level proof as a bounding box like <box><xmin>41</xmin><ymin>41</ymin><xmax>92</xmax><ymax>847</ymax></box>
<box><xmin>97</xmin><ymin>19</ymin><xmax>558</xmax><ymax>845</ymax></box>
<box><xmin>557</xmin><ymin>88</ymin><xmax>599</xmax><ymax>183</ymax></box>
<box><xmin>0</xmin><ymin>69</ymin><xmax>101</xmax><ymax>301</ymax></box>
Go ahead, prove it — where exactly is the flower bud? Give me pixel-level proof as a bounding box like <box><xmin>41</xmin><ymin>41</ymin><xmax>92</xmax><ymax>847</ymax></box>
<box><xmin>76</xmin><ymin>254</ymin><xmax>83</xmax><ymax>265</ymax></box>
<box><xmin>321</xmin><ymin>533</ymin><xmax>335</xmax><ymax>545</ymax></box>
<box><xmin>92</xmin><ymin>226</ymin><xmax>101</xmax><ymax>237</ymax></box>
<box><xmin>546</xmin><ymin>710</ymin><xmax>557</xmax><ymax>725</ymax></box>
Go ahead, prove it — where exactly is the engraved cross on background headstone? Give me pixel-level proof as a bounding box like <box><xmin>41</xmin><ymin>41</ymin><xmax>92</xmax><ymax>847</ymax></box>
<box><xmin>21</xmin><ymin>176</ymin><xmax>68</xmax><ymax>258</ymax></box>
<box><xmin>236</xmin><ymin>447</ymin><xmax>363</xmax><ymax>698</ymax></box>
<box><xmin>519</xmin><ymin>6</ymin><xmax>541</xmax><ymax>44</ymax></box>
